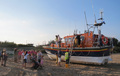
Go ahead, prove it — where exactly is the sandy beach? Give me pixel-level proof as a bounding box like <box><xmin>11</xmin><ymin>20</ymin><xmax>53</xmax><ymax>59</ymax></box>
<box><xmin>0</xmin><ymin>53</ymin><xmax>120</xmax><ymax>76</ymax></box>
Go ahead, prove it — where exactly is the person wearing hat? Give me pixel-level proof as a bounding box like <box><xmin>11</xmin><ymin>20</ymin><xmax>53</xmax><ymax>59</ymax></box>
<box><xmin>65</xmin><ymin>49</ymin><xmax>70</xmax><ymax>68</ymax></box>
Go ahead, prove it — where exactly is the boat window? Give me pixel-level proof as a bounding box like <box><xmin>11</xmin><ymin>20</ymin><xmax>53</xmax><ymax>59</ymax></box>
<box><xmin>67</xmin><ymin>38</ymin><xmax>71</xmax><ymax>44</ymax></box>
<box><xmin>80</xmin><ymin>36</ymin><xmax>84</xmax><ymax>41</ymax></box>
<box><xmin>64</xmin><ymin>37</ymin><xmax>72</xmax><ymax>44</ymax></box>
<box><xmin>68</xmin><ymin>38</ymin><xmax>71</xmax><ymax>42</ymax></box>
<box><xmin>61</xmin><ymin>39</ymin><xmax>65</xmax><ymax>43</ymax></box>
<box><xmin>65</xmin><ymin>38</ymin><xmax>68</xmax><ymax>43</ymax></box>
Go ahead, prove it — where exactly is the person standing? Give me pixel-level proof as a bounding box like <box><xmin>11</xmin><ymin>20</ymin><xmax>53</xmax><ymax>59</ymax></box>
<box><xmin>74</xmin><ymin>37</ymin><xmax>78</xmax><ymax>47</ymax></box>
<box><xmin>1</xmin><ymin>51</ymin><xmax>3</xmax><ymax>66</ymax></box>
<box><xmin>58</xmin><ymin>35</ymin><xmax>62</xmax><ymax>47</ymax></box>
<box><xmin>18</xmin><ymin>50</ymin><xmax>22</xmax><ymax>62</ymax></box>
<box><xmin>37</xmin><ymin>51</ymin><xmax>42</xmax><ymax>66</ymax></box>
<box><xmin>55</xmin><ymin>35</ymin><xmax>58</xmax><ymax>47</ymax></box>
<box><xmin>57</xmin><ymin>50</ymin><xmax>62</xmax><ymax>66</ymax></box>
<box><xmin>0</xmin><ymin>52</ymin><xmax>1</xmax><ymax>62</ymax></box>
<box><xmin>27</xmin><ymin>51</ymin><xmax>31</xmax><ymax>64</ymax></box>
<box><xmin>21</xmin><ymin>50</ymin><xmax>25</xmax><ymax>67</ymax></box>
<box><xmin>65</xmin><ymin>49</ymin><xmax>70</xmax><ymax>68</ymax></box>
<box><xmin>23</xmin><ymin>51</ymin><xmax>29</xmax><ymax>68</ymax></box>
<box><xmin>55</xmin><ymin>52</ymin><xmax>58</xmax><ymax>65</ymax></box>
<box><xmin>40</xmin><ymin>55</ymin><xmax>44</xmax><ymax>67</ymax></box>
<box><xmin>1</xmin><ymin>48</ymin><xmax>8</xmax><ymax>67</ymax></box>
<box><xmin>14</xmin><ymin>48</ymin><xmax>18</xmax><ymax>63</ymax></box>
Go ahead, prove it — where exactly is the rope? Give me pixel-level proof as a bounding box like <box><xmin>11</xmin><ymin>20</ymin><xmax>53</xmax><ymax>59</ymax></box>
<box><xmin>70</xmin><ymin>36</ymin><xmax>76</xmax><ymax>55</ymax></box>
<box><xmin>81</xmin><ymin>49</ymin><xmax>91</xmax><ymax>56</ymax></box>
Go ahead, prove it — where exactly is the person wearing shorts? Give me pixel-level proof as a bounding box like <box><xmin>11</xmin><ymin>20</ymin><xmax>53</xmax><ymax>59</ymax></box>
<box><xmin>24</xmin><ymin>58</ymin><xmax>27</xmax><ymax>63</ymax></box>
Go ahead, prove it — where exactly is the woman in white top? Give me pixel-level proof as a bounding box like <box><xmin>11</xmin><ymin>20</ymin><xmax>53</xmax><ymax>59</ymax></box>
<box><xmin>23</xmin><ymin>51</ymin><xmax>29</xmax><ymax>68</ymax></box>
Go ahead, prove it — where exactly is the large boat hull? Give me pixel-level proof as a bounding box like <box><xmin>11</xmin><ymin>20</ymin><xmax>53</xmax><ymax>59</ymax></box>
<box><xmin>43</xmin><ymin>46</ymin><xmax>112</xmax><ymax>64</ymax></box>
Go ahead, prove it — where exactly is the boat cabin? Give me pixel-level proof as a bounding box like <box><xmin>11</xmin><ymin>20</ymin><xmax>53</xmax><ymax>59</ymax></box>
<box><xmin>51</xmin><ymin>31</ymin><xmax>112</xmax><ymax>48</ymax></box>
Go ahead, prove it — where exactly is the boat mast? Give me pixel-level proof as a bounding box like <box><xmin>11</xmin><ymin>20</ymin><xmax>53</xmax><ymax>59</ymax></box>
<box><xmin>94</xmin><ymin>10</ymin><xmax>105</xmax><ymax>46</ymax></box>
<box><xmin>84</xmin><ymin>11</ymin><xmax>88</xmax><ymax>31</ymax></box>
<box><xmin>97</xmin><ymin>11</ymin><xmax>103</xmax><ymax>46</ymax></box>
<box><xmin>91</xmin><ymin>0</ymin><xmax>105</xmax><ymax>46</ymax></box>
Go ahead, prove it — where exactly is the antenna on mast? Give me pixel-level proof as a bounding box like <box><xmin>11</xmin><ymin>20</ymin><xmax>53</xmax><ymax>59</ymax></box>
<box><xmin>101</xmin><ymin>11</ymin><xmax>103</xmax><ymax>20</ymax></box>
<box><xmin>98</xmin><ymin>9</ymin><xmax>103</xmax><ymax>21</ymax></box>
<box><xmin>91</xmin><ymin>0</ymin><xmax>97</xmax><ymax>24</ymax></box>
<box><xmin>84</xmin><ymin>11</ymin><xmax>88</xmax><ymax>30</ymax></box>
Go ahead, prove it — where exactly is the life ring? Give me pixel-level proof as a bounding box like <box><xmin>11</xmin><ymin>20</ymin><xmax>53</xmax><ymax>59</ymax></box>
<box><xmin>102</xmin><ymin>35</ymin><xmax>108</xmax><ymax>45</ymax></box>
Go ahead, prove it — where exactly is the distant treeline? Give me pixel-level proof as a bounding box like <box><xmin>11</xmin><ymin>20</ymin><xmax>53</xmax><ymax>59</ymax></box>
<box><xmin>0</xmin><ymin>41</ymin><xmax>34</xmax><ymax>48</ymax></box>
<box><xmin>112</xmin><ymin>38</ymin><xmax>120</xmax><ymax>53</ymax></box>
<box><xmin>0</xmin><ymin>41</ymin><xmax>34</xmax><ymax>50</ymax></box>
<box><xmin>0</xmin><ymin>41</ymin><xmax>46</xmax><ymax>53</ymax></box>
<box><xmin>35</xmin><ymin>45</ymin><xmax>46</xmax><ymax>53</ymax></box>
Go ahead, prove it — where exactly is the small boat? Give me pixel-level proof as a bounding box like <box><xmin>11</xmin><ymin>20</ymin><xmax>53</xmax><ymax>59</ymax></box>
<box><xmin>43</xmin><ymin>11</ymin><xmax>113</xmax><ymax>65</ymax></box>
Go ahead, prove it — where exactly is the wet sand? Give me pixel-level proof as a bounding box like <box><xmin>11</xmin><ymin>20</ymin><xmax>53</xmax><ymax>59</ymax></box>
<box><xmin>0</xmin><ymin>53</ymin><xmax>120</xmax><ymax>76</ymax></box>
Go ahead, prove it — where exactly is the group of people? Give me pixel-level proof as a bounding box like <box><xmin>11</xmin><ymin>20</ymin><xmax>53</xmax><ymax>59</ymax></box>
<box><xmin>0</xmin><ymin>47</ymin><xmax>70</xmax><ymax>69</ymax></box>
<box><xmin>14</xmin><ymin>49</ymin><xmax>44</xmax><ymax>69</ymax></box>
<box><xmin>0</xmin><ymin>48</ymin><xmax>8</xmax><ymax>67</ymax></box>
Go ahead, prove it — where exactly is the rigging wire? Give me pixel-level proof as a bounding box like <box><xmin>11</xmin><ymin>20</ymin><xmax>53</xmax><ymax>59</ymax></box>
<box><xmin>84</xmin><ymin>11</ymin><xmax>88</xmax><ymax>30</ymax></box>
<box><xmin>91</xmin><ymin>0</ymin><xmax>97</xmax><ymax>24</ymax></box>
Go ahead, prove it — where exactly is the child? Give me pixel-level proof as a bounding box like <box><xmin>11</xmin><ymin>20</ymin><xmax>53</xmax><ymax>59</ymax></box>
<box><xmin>40</xmin><ymin>55</ymin><xmax>44</xmax><ymax>67</ymax></box>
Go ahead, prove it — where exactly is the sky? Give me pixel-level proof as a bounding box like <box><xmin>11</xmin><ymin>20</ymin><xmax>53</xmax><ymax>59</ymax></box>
<box><xmin>0</xmin><ymin>0</ymin><xmax>120</xmax><ymax>46</ymax></box>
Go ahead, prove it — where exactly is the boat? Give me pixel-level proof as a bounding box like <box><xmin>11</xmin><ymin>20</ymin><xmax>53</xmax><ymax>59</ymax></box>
<box><xmin>43</xmin><ymin>11</ymin><xmax>113</xmax><ymax>65</ymax></box>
